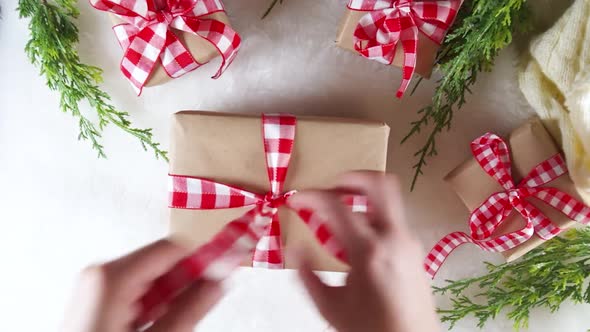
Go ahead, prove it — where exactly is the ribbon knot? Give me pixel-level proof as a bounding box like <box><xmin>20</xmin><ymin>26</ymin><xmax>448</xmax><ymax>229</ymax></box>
<box><xmin>347</xmin><ymin>0</ymin><xmax>461</xmax><ymax>98</ymax></box>
<box><xmin>89</xmin><ymin>0</ymin><xmax>241</xmax><ymax>95</ymax></box>
<box><xmin>263</xmin><ymin>191</ymin><xmax>296</xmax><ymax>208</ymax></box>
<box><xmin>424</xmin><ymin>132</ymin><xmax>590</xmax><ymax>279</ymax></box>
<box><xmin>508</xmin><ymin>189</ymin><xmax>521</xmax><ymax>206</ymax></box>
<box><xmin>155</xmin><ymin>10</ymin><xmax>174</xmax><ymax>24</ymax></box>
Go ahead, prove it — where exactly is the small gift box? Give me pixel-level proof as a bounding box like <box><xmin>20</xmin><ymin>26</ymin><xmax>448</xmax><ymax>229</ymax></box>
<box><xmin>90</xmin><ymin>0</ymin><xmax>241</xmax><ymax>95</ymax></box>
<box><xmin>168</xmin><ymin>111</ymin><xmax>390</xmax><ymax>272</ymax></box>
<box><xmin>424</xmin><ymin>118</ymin><xmax>590</xmax><ymax>279</ymax></box>
<box><xmin>336</xmin><ymin>0</ymin><xmax>462</xmax><ymax>98</ymax></box>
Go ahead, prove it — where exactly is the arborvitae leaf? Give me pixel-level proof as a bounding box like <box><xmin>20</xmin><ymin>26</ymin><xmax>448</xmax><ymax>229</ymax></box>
<box><xmin>17</xmin><ymin>0</ymin><xmax>168</xmax><ymax>160</ymax></box>
<box><xmin>435</xmin><ymin>229</ymin><xmax>590</xmax><ymax>330</ymax></box>
<box><xmin>403</xmin><ymin>0</ymin><xmax>532</xmax><ymax>190</ymax></box>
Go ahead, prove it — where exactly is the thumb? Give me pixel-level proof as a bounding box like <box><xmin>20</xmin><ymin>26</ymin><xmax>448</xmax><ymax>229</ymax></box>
<box><xmin>295</xmin><ymin>250</ymin><xmax>339</xmax><ymax>318</ymax></box>
<box><xmin>146</xmin><ymin>280</ymin><xmax>224</xmax><ymax>332</ymax></box>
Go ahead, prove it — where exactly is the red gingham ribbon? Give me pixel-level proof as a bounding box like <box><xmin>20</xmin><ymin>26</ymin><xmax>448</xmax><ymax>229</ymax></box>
<box><xmin>347</xmin><ymin>0</ymin><xmax>461</xmax><ymax>98</ymax></box>
<box><xmin>89</xmin><ymin>0</ymin><xmax>241</xmax><ymax>95</ymax></box>
<box><xmin>138</xmin><ymin>114</ymin><xmax>367</xmax><ymax>321</ymax></box>
<box><xmin>424</xmin><ymin>133</ymin><xmax>590</xmax><ymax>279</ymax></box>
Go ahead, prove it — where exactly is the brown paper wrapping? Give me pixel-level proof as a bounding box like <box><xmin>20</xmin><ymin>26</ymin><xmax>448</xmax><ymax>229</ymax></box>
<box><xmin>169</xmin><ymin>111</ymin><xmax>390</xmax><ymax>272</ymax></box>
<box><xmin>335</xmin><ymin>9</ymin><xmax>440</xmax><ymax>78</ymax></box>
<box><xmin>111</xmin><ymin>12</ymin><xmax>230</xmax><ymax>87</ymax></box>
<box><xmin>445</xmin><ymin>118</ymin><xmax>587</xmax><ymax>262</ymax></box>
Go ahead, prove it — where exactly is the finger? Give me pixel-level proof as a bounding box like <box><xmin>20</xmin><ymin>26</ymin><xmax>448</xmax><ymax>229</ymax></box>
<box><xmin>294</xmin><ymin>249</ymin><xmax>341</xmax><ymax>319</ymax></box>
<box><xmin>289</xmin><ymin>190</ymin><xmax>373</xmax><ymax>255</ymax></box>
<box><xmin>106</xmin><ymin>239</ymin><xmax>191</xmax><ymax>284</ymax></box>
<box><xmin>336</xmin><ymin>171</ymin><xmax>408</xmax><ymax>235</ymax></box>
<box><xmin>145</xmin><ymin>280</ymin><xmax>224</xmax><ymax>332</ymax></box>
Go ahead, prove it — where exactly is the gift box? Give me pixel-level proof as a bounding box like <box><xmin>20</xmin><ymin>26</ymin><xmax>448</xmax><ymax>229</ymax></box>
<box><xmin>111</xmin><ymin>11</ymin><xmax>231</xmax><ymax>87</ymax></box>
<box><xmin>445</xmin><ymin>118</ymin><xmax>589</xmax><ymax>262</ymax></box>
<box><xmin>90</xmin><ymin>0</ymin><xmax>241</xmax><ymax>94</ymax></box>
<box><xmin>336</xmin><ymin>10</ymin><xmax>438</xmax><ymax>78</ymax></box>
<box><xmin>335</xmin><ymin>0</ymin><xmax>462</xmax><ymax>97</ymax></box>
<box><xmin>168</xmin><ymin>111</ymin><xmax>390</xmax><ymax>272</ymax></box>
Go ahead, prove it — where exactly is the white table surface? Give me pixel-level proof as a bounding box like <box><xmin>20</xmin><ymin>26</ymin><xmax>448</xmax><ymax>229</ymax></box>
<box><xmin>1</xmin><ymin>0</ymin><xmax>589</xmax><ymax>331</ymax></box>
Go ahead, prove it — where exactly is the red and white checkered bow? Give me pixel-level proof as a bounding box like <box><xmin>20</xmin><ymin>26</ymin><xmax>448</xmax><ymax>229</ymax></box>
<box><xmin>89</xmin><ymin>0</ymin><xmax>241</xmax><ymax>95</ymax></box>
<box><xmin>424</xmin><ymin>133</ymin><xmax>590</xmax><ymax>279</ymax></box>
<box><xmin>348</xmin><ymin>0</ymin><xmax>461</xmax><ymax>98</ymax></box>
<box><xmin>138</xmin><ymin>114</ymin><xmax>367</xmax><ymax>321</ymax></box>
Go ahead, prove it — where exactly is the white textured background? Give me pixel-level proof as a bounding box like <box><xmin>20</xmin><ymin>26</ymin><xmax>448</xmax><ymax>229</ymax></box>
<box><xmin>1</xmin><ymin>0</ymin><xmax>589</xmax><ymax>331</ymax></box>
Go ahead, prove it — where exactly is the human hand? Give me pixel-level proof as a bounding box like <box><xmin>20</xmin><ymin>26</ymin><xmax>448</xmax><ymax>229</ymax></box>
<box><xmin>62</xmin><ymin>240</ymin><xmax>224</xmax><ymax>332</ymax></box>
<box><xmin>289</xmin><ymin>172</ymin><xmax>439</xmax><ymax>332</ymax></box>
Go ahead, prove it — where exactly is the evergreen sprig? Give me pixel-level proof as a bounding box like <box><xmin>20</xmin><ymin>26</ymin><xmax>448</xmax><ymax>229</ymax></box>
<box><xmin>18</xmin><ymin>0</ymin><xmax>167</xmax><ymax>159</ymax></box>
<box><xmin>434</xmin><ymin>228</ymin><xmax>590</xmax><ymax>330</ymax></box>
<box><xmin>402</xmin><ymin>0</ymin><xmax>531</xmax><ymax>190</ymax></box>
<box><xmin>261</xmin><ymin>0</ymin><xmax>283</xmax><ymax>19</ymax></box>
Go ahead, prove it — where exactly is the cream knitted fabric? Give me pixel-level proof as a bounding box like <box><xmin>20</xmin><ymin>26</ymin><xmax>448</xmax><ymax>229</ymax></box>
<box><xmin>519</xmin><ymin>0</ymin><xmax>590</xmax><ymax>202</ymax></box>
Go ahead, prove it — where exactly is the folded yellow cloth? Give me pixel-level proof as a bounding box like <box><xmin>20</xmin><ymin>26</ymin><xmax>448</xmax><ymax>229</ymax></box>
<box><xmin>519</xmin><ymin>0</ymin><xmax>590</xmax><ymax>202</ymax></box>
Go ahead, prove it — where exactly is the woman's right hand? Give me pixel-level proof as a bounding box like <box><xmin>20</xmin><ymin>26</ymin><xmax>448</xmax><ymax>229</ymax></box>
<box><xmin>289</xmin><ymin>172</ymin><xmax>439</xmax><ymax>332</ymax></box>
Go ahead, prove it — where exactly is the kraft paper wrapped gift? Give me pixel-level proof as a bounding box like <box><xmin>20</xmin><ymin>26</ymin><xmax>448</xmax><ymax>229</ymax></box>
<box><xmin>168</xmin><ymin>111</ymin><xmax>390</xmax><ymax>272</ymax></box>
<box><xmin>110</xmin><ymin>11</ymin><xmax>231</xmax><ymax>87</ymax></box>
<box><xmin>445</xmin><ymin>118</ymin><xmax>589</xmax><ymax>262</ymax></box>
<box><xmin>335</xmin><ymin>9</ymin><xmax>440</xmax><ymax>78</ymax></box>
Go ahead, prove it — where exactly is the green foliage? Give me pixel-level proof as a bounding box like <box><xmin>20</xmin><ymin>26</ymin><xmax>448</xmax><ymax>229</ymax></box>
<box><xmin>261</xmin><ymin>0</ymin><xmax>283</xmax><ymax>19</ymax></box>
<box><xmin>434</xmin><ymin>228</ymin><xmax>590</xmax><ymax>330</ymax></box>
<box><xmin>17</xmin><ymin>0</ymin><xmax>167</xmax><ymax>159</ymax></box>
<box><xmin>402</xmin><ymin>0</ymin><xmax>532</xmax><ymax>190</ymax></box>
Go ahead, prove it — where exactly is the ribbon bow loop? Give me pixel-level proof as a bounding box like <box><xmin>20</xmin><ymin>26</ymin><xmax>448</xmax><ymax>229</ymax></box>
<box><xmin>90</xmin><ymin>0</ymin><xmax>240</xmax><ymax>95</ymax></box>
<box><xmin>471</xmin><ymin>133</ymin><xmax>516</xmax><ymax>191</ymax></box>
<box><xmin>424</xmin><ymin>132</ymin><xmax>590</xmax><ymax>280</ymax></box>
<box><xmin>347</xmin><ymin>0</ymin><xmax>461</xmax><ymax>98</ymax></box>
<box><xmin>168</xmin><ymin>176</ymin><xmax>263</xmax><ymax>210</ymax></box>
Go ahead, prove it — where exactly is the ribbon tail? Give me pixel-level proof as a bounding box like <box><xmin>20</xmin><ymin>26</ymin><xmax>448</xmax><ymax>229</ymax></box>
<box><xmin>515</xmin><ymin>197</ymin><xmax>561</xmax><ymax>240</ymax></box>
<box><xmin>424</xmin><ymin>232</ymin><xmax>472</xmax><ymax>279</ymax></box>
<box><xmin>293</xmin><ymin>207</ymin><xmax>348</xmax><ymax>262</ymax></box>
<box><xmin>252</xmin><ymin>213</ymin><xmax>284</xmax><ymax>269</ymax></box>
<box><xmin>424</xmin><ymin>226</ymin><xmax>535</xmax><ymax>279</ymax></box>
<box><xmin>396</xmin><ymin>23</ymin><xmax>418</xmax><ymax>98</ymax></box>
<box><xmin>290</xmin><ymin>195</ymin><xmax>367</xmax><ymax>264</ymax></box>
<box><xmin>138</xmin><ymin>204</ymin><xmax>275</xmax><ymax>323</ymax></box>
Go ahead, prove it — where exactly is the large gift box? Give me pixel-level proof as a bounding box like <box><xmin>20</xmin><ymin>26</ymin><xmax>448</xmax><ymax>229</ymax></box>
<box><xmin>168</xmin><ymin>111</ymin><xmax>390</xmax><ymax>272</ymax></box>
<box><xmin>445</xmin><ymin>118</ymin><xmax>589</xmax><ymax>262</ymax></box>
